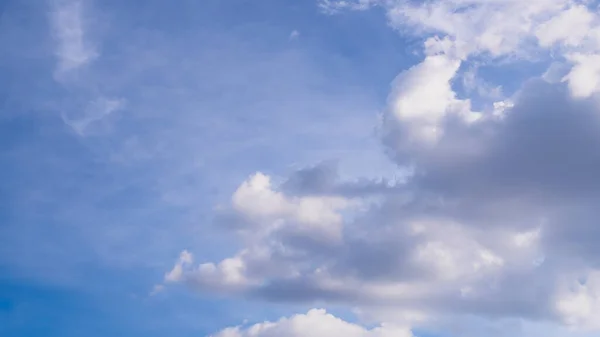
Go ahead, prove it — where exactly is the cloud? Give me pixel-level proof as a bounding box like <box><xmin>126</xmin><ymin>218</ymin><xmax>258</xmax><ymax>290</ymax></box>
<box><xmin>165</xmin><ymin>250</ymin><xmax>193</xmax><ymax>283</ymax></box>
<box><xmin>563</xmin><ymin>53</ymin><xmax>600</xmax><ymax>98</ymax></box>
<box><xmin>230</xmin><ymin>172</ymin><xmax>354</xmax><ymax>242</ymax></box>
<box><xmin>383</xmin><ymin>0</ymin><xmax>571</xmax><ymax>58</ymax></box>
<box><xmin>319</xmin><ymin>0</ymin><xmax>374</xmax><ymax>13</ymax></box>
<box><xmin>149</xmin><ymin>284</ymin><xmax>165</xmax><ymax>296</ymax></box>
<box><xmin>210</xmin><ymin>309</ymin><xmax>413</xmax><ymax>337</ymax></box>
<box><xmin>49</xmin><ymin>0</ymin><xmax>97</xmax><ymax>74</ymax></box>
<box><xmin>164</xmin><ymin>77</ymin><xmax>600</xmax><ymax>335</ymax></box>
<box><xmin>384</xmin><ymin>52</ymin><xmax>479</xmax><ymax>147</ymax></box>
<box><xmin>16</xmin><ymin>0</ymin><xmax>600</xmax><ymax>334</ymax></box>
<box><xmin>535</xmin><ymin>4</ymin><xmax>594</xmax><ymax>48</ymax></box>
<box><xmin>333</xmin><ymin>0</ymin><xmax>600</xmax><ymax>100</ymax></box>
<box><xmin>61</xmin><ymin>96</ymin><xmax>125</xmax><ymax>136</ymax></box>
<box><xmin>556</xmin><ymin>270</ymin><xmax>600</xmax><ymax>330</ymax></box>
<box><xmin>159</xmin><ymin>1</ymin><xmax>600</xmax><ymax>335</ymax></box>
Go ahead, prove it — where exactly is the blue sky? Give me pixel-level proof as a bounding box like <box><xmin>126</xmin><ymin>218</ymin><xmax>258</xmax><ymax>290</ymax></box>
<box><xmin>4</xmin><ymin>0</ymin><xmax>600</xmax><ymax>336</ymax></box>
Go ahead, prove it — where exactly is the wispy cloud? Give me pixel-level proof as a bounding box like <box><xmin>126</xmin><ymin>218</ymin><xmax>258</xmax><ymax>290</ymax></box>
<box><xmin>149</xmin><ymin>284</ymin><xmax>165</xmax><ymax>296</ymax></box>
<box><xmin>61</xmin><ymin>97</ymin><xmax>125</xmax><ymax>136</ymax></box>
<box><xmin>49</xmin><ymin>0</ymin><xmax>97</xmax><ymax>74</ymax></box>
<box><xmin>48</xmin><ymin>0</ymin><xmax>124</xmax><ymax>136</ymax></box>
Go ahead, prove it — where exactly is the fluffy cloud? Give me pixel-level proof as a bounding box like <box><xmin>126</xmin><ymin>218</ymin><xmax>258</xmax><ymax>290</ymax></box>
<box><xmin>230</xmin><ymin>172</ymin><xmax>354</xmax><ymax>242</ymax></box>
<box><xmin>161</xmin><ymin>173</ymin><xmax>360</xmax><ymax>294</ymax></box>
<box><xmin>49</xmin><ymin>0</ymin><xmax>124</xmax><ymax>137</ymax></box>
<box><xmin>386</xmin><ymin>53</ymin><xmax>477</xmax><ymax>146</ymax></box>
<box><xmin>373</xmin><ymin>0</ymin><xmax>598</xmax><ymax>55</ymax></box>
<box><xmin>163</xmin><ymin>0</ymin><xmax>600</xmax><ymax>335</ymax></box>
<box><xmin>211</xmin><ymin>309</ymin><xmax>412</xmax><ymax>337</ymax></box>
<box><xmin>329</xmin><ymin>0</ymin><xmax>600</xmax><ymax>99</ymax></box>
<box><xmin>187</xmin><ymin>80</ymin><xmax>600</xmax><ymax>335</ymax></box>
<box><xmin>563</xmin><ymin>53</ymin><xmax>600</xmax><ymax>98</ymax></box>
<box><xmin>535</xmin><ymin>4</ymin><xmax>595</xmax><ymax>47</ymax></box>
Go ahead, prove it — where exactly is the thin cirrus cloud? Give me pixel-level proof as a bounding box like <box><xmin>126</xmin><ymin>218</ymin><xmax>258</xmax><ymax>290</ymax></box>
<box><xmin>49</xmin><ymin>0</ymin><xmax>124</xmax><ymax>137</ymax></box>
<box><xmin>60</xmin><ymin>96</ymin><xmax>125</xmax><ymax>136</ymax></box>
<box><xmin>157</xmin><ymin>0</ymin><xmax>600</xmax><ymax>336</ymax></box>
<box><xmin>49</xmin><ymin>0</ymin><xmax>97</xmax><ymax>73</ymax></box>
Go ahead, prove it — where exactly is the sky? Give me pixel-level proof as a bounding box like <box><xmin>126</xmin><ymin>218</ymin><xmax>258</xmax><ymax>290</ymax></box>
<box><xmin>3</xmin><ymin>0</ymin><xmax>600</xmax><ymax>336</ymax></box>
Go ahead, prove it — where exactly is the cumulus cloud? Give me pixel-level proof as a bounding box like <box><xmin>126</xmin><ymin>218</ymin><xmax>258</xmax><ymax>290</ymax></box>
<box><xmin>167</xmin><ymin>82</ymin><xmax>600</xmax><ymax>333</ymax></box>
<box><xmin>384</xmin><ymin>52</ymin><xmax>479</xmax><ymax>148</ymax></box>
<box><xmin>535</xmin><ymin>4</ymin><xmax>595</xmax><ymax>48</ymax></box>
<box><xmin>163</xmin><ymin>0</ymin><xmax>600</xmax><ymax>335</ymax></box>
<box><xmin>381</xmin><ymin>0</ymin><xmax>577</xmax><ymax>57</ymax></box>
<box><xmin>354</xmin><ymin>0</ymin><xmax>600</xmax><ymax>98</ymax></box>
<box><xmin>211</xmin><ymin>309</ymin><xmax>413</xmax><ymax>337</ymax></box>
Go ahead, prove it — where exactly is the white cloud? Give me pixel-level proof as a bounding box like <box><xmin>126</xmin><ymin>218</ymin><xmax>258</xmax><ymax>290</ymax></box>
<box><xmin>556</xmin><ymin>270</ymin><xmax>600</xmax><ymax>330</ymax></box>
<box><xmin>231</xmin><ymin>172</ymin><xmax>355</xmax><ymax>241</ymax></box>
<box><xmin>164</xmin><ymin>250</ymin><xmax>193</xmax><ymax>283</ymax></box>
<box><xmin>412</xmin><ymin>222</ymin><xmax>505</xmax><ymax>282</ymax></box>
<box><xmin>231</xmin><ymin>173</ymin><xmax>290</xmax><ymax>219</ymax></box>
<box><xmin>211</xmin><ymin>309</ymin><xmax>413</xmax><ymax>337</ymax></box>
<box><xmin>563</xmin><ymin>53</ymin><xmax>600</xmax><ymax>98</ymax></box>
<box><xmin>386</xmin><ymin>0</ymin><xmax>571</xmax><ymax>57</ymax></box>
<box><xmin>328</xmin><ymin>0</ymin><xmax>600</xmax><ymax>98</ymax></box>
<box><xmin>386</xmin><ymin>53</ymin><xmax>478</xmax><ymax>145</ymax></box>
<box><xmin>162</xmin><ymin>173</ymin><xmax>359</xmax><ymax>292</ymax></box>
<box><xmin>194</xmin><ymin>255</ymin><xmax>254</xmax><ymax>291</ymax></box>
<box><xmin>50</xmin><ymin>0</ymin><xmax>97</xmax><ymax>73</ymax></box>
<box><xmin>535</xmin><ymin>4</ymin><xmax>595</xmax><ymax>47</ymax></box>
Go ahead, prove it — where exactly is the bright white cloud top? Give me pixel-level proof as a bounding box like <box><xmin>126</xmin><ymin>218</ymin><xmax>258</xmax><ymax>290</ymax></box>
<box><xmin>211</xmin><ymin>309</ymin><xmax>413</xmax><ymax>337</ymax></box>
<box><xmin>150</xmin><ymin>0</ymin><xmax>600</xmax><ymax>336</ymax></box>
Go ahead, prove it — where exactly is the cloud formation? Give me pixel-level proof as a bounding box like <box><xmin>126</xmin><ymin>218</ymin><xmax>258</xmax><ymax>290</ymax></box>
<box><xmin>159</xmin><ymin>0</ymin><xmax>600</xmax><ymax>335</ymax></box>
<box><xmin>211</xmin><ymin>309</ymin><xmax>413</xmax><ymax>337</ymax></box>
